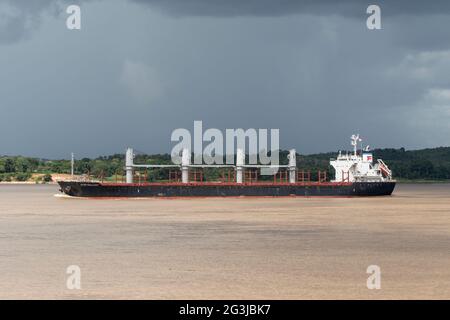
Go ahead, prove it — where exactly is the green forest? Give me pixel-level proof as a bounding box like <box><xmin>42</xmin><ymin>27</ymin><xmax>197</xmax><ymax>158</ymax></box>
<box><xmin>1</xmin><ymin>146</ymin><xmax>450</xmax><ymax>182</ymax></box>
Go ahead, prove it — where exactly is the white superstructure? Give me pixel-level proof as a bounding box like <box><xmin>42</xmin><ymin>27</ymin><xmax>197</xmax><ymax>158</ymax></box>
<box><xmin>330</xmin><ymin>134</ymin><xmax>393</xmax><ymax>183</ymax></box>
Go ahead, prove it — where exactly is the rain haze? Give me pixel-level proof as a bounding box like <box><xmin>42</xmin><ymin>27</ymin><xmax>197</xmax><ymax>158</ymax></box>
<box><xmin>1</xmin><ymin>0</ymin><xmax>450</xmax><ymax>158</ymax></box>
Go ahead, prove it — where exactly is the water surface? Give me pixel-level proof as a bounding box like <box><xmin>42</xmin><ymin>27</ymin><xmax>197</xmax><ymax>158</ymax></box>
<box><xmin>0</xmin><ymin>184</ymin><xmax>449</xmax><ymax>299</ymax></box>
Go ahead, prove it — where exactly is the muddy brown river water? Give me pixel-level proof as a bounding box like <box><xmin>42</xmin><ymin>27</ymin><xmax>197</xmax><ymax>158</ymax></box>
<box><xmin>0</xmin><ymin>183</ymin><xmax>449</xmax><ymax>299</ymax></box>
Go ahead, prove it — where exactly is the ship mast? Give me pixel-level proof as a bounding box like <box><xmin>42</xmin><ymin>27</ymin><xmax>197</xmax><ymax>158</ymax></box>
<box><xmin>350</xmin><ymin>134</ymin><xmax>361</xmax><ymax>157</ymax></box>
<box><xmin>71</xmin><ymin>152</ymin><xmax>75</xmax><ymax>178</ymax></box>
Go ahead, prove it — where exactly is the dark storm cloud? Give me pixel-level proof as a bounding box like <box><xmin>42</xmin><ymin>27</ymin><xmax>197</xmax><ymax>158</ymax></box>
<box><xmin>131</xmin><ymin>0</ymin><xmax>450</xmax><ymax>17</ymax></box>
<box><xmin>0</xmin><ymin>0</ymin><xmax>89</xmax><ymax>44</ymax></box>
<box><xmin>2</xmin><ymin>0</ymin><xmax>449</xmax><ymax>44</ymax></box>
<box><xmin>0</xmin><ymin>0</ymin><xmax>52</xmax><ymax>43</ymax></box>
<box><xmin>1</xmin><ymin>0</ymin><xmax>450</xmax><ymax>157</ymax></box>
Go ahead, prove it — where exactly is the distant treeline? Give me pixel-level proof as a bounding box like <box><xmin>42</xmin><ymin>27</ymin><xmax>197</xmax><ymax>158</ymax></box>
<box><xmin>294</xmin><ymin>147</ymin><xmax>450</xmax><ymax>181</ymax></box>
<box><xmin>1</xmin><ymin>147</ymin><xmax>450</xmax><ymax>182</ymax></box>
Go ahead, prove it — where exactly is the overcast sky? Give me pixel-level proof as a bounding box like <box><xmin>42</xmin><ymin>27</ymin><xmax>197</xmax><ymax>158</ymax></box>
<box><xmin>1</xmin><ymin>0</ymin><xmax>450</xmax><ymax>158</ymax></box>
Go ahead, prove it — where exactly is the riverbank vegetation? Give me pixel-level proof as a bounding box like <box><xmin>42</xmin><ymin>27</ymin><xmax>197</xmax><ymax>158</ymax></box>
<box><xmin>1</xmin><ymin>147</ymin><xmax>450</xmax><ymax>182</ymax></box>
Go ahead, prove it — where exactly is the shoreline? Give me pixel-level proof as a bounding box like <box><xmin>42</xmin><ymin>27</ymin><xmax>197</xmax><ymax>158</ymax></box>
<box><xmin>1</xmin><ymin>180</ymin><xmax>450</xmax><ymax>185</ymax></box>
<box><xmin>0</xmin><ymin>181</ymin><xmax>58</xmax><ymax>185</ymax></box>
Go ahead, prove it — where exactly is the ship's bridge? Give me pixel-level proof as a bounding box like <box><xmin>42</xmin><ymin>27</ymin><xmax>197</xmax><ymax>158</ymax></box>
<box><xmin>330</xmin><ymin>134</ymin><xmax>393</xmax><ymax>183</ymax></box>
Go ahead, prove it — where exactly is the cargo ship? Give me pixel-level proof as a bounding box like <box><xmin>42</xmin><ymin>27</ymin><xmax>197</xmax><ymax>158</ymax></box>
<box><xmin>58</xmin><ymin>135</ymin><xmax>396</xmax><ymax>198</ymax></box>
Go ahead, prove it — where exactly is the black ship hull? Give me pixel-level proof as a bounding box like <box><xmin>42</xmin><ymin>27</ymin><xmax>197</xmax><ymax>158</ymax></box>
<box><xmin>57</xmin><ymin>181</ymin><xmax>396</xmax><ymax>198</ymax></box>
